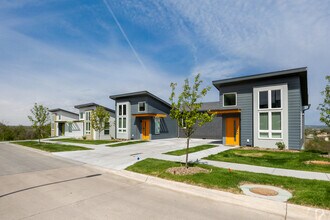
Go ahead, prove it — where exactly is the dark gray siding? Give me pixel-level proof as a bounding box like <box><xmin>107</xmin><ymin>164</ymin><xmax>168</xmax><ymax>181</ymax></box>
<box><xmin>178</xmin><ymin>115</ymin><xmax>223</xmax><ymax>139</ymax></box>
<box><xmin>287</xmin><ymin>78</ymin><xmax>302</xmax><ymax>149</ymax></box>
<box><xmin>116</xmin><ymin>96</ymin><xmax>177</xmax><ymax>140</ymax></box>
<box><xmin>218</xmin><ymin>76</ymin><xmax>303</xmax><ymax>149</ymax></box>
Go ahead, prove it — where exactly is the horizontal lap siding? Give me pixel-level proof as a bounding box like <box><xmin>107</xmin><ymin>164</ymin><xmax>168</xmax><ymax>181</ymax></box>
<box><xmin>178</xmin><ymin>116</ymin><xmax>222</xmax><ymax>139</ymax></box>
<box><xmin>218</xmin><ymin>76</ymin><xmax>302</xmax><ymax>149</ymax></box>
<box><xmin>288</xmin><ymin>79</ymin><xmax>302</xmax><ymax>149</ymax></box>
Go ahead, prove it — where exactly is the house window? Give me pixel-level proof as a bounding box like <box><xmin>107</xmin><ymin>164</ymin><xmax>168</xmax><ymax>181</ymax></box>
<box><xmin>104</xmin><ymin>122</ymin><xmax>110</xmax><ymax>135</ymax></box>
<box><xmin>118</xmin><ymin>104</ymin><xmax>127</xmax><ymax>133</ymax></box>
<box><xmin>85</xmin><ymin>111</ymin><xmax>91</xmax><ymax>134</ymax></box>
<box><xmin>58</xmin><ymin>114</ymin><xmax>62</xmax><ymax>120</ymax></box>
<box><xmin>155</xmin><ymin>118</ymin><xmax>160</xmax><ymax>134</ymax></box>
<box><xmin>223</xmin><ymin>93</ymin><xmax>237</xmax><ymax>107</ymax></box>
<box><xmin>80</xmin><ymin>112</ymin><xmax>84</xmax><ymax>120</ymax></box>
<box><xmin>138</xmin><ymin>102</ymin><xmax>146</xmax><ymax>112</ymax></box>
<box><xmin>68</xmin><ymin>123</ymin><xmax>72</xmax><ymax>133</ymax></box>
<box><xmin>258</xmin><ymin>89</ymin><xmax>282</xmax><ymax>139</ymax></box>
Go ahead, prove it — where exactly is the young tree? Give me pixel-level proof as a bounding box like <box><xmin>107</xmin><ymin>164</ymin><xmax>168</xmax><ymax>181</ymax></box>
<box><xmin>318</xmin><ymin>76</ymin><xmax>330</xmax><ymax>127</ymax></box>
<box><xmin>91</xmin><ymin>106</ymin><xmax>110</xmax><ymax>140</ymax></box>
<box><xmin>28</xmin><ymin>103</ymin><xmax>50</xmax><ymax>143</ymax></box>
<box><xmin>169</xmin><ymin>74</ymin><xmax>215</xmax><ymax>168</ymax></box>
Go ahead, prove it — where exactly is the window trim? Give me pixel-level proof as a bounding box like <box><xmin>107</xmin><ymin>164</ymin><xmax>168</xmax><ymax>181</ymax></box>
<box><xmin>85</xmin><ymin>111</ymin><xmax>91</xmax><ymax>135</ymax></box>
<box><xmin>79</xmin><ymin>112</ymin><xmax>84</xmax><ymax>120</ymax></box>
<box><xmin>138</xmin><ymin>101</ymin><xmax>147</xmax><ymax>113</ymax></box>
<box><xmin>117</xmin><ymin>103</ymin><xmax>128</xmax><ymax>133</ymax></box>
<box><xmin>104</xmin><ymin>121</ymin><xmax>110</xmax><ymax>135</ymax></box>
<box><xmin>258</xmin><ymin>89</ymin><xmax>283</xmax><ymax>111</ymax></box>
<box><xmin>223</xmin><ymin>92</ymin><xmax>237</xmax><ymax>107</ymax></box>
<box><xmin>258</xmin><ymin>111</ymin><xmax>283</xmax><ymax>140</ymax></box>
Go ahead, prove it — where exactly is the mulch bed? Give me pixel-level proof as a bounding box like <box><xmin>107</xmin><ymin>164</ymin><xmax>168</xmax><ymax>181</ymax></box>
<box><xmin>249</xmin><ymin>187</ymin><xmax>279</xmax><ymax>196</ymax></box>
<box><xmin>239</xmin><ymin>146</ymin><xmax>299</xmax><ymax>153</ymax></box>
<box><xmin>166</xmin><ymin>167</ymin><xmax>210</xmax><ymax>175</ymax></box>
<box><xmin>305</xmin><ymin>160</ymin><xmax>330</xmax><ymax>166</ymax></box>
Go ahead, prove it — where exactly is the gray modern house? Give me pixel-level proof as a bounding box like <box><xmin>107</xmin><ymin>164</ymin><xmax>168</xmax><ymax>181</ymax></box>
<box><xmin>110</xmin><ymin>91</ymin><xmax>177</xmax><ymax>140</ymax></box>
<box><xmin>210</xmin><ymin>67</ymin><xmax>309</xmax><ymax>150</ymax></box>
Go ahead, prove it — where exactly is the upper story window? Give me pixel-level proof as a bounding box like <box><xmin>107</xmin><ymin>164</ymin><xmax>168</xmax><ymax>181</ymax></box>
<box><xmin>58</xmin><ymin>114</ymin><xmax>62</xmax><ymax>120</ymax></box>
<box><xmin>138</xmin><ymin>102</ymin><xmax>146</xmax><ymax>112</ymax></box>
<box><xmin>259</xmin><ymin>89</ymin><xmax>281</xmax><ymax>109</ymax></box>
<box><xmin>119</xmin><ymin>104</ymin><xmax>127</xmax><ymax>116</ymax></box>
<box><xmin>223</xmin><ymin>93</ymin><xmax>237</xmax><ymax>107</ymax></box>
<box><xmin>79</xmin><ymin>112</ymin><xmax>84</xmax><ymax>120</ymax></box>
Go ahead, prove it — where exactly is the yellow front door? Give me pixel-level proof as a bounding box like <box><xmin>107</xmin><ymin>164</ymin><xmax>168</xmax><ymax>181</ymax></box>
<box><xmin>141</xmin><ymin>120</ymin><xmax>150</xmax><ymax>140</ymax></box>
<box><xmin>225</xmin><ymin>117</ymin><xmax>240</xmax><ymax>145</ymax></box>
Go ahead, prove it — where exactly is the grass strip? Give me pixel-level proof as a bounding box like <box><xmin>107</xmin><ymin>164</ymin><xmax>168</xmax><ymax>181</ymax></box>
<box><xmin>107</xmin><ymin>140</ymin><xmax>148</xmax><ymax>147</ymax></box>
<box><xmin>204</xmin><ymin>149</ymin><xmax>330</xmax><ymax>173</ymax></box>
<box><xmin>126</xmin><ymin>158</ymin><xmax>330</xmax><ymax>209</ymax></box>
<box><xmin>165</xmin><ymin>144</ymin><xmax>217</xmax><ymax>156</ymax></box>
<box><xmin>50</xmin><ymin>138</ymin><xmax>119</xmax><ymax>145</ymax></box>
<box><xmin>13</xmin><ymin>141</ymin><xmax>91</xmax><ymax>152</ymax></box>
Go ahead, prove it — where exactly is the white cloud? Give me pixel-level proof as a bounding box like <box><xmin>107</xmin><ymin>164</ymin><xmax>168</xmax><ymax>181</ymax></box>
<box><xmin>0</xmin><ymin>26</ymin><xmax>181</xmax><ymax>125</ymax></box>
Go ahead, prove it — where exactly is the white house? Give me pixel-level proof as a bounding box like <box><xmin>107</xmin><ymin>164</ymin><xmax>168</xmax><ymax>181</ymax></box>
<box><xmin>74</xmin><ymin>103</ymin><xmax>116</xmax><ymax>140</ymax></box>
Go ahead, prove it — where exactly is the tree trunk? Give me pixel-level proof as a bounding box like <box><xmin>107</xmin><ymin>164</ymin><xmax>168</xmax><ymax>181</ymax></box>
<box><xmin>185</xmin><ymin>137</ymin><xmax>190</xmax><ymax>168</ymax></box>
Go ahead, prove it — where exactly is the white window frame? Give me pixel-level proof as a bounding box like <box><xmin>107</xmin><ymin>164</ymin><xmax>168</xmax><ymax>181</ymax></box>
<box><xmin>223</xmin><ymin>92</ymin><xmax>237</xmax><ymax>107</ymax></box>
<box><xmin>85</xmin><ymin>111</ymin><xmax>91</xmax><ymax>135</ymax></box>
<box><xmin>58</xmin><ymin>114</ymin><xmax>61</xmax><ymax>120</ymax></box>
<box><xmin>79</xmin><ymin>112</ymin><xmax>84</xmax><ymax>120</ymax></box>
<box><xmin>257</xmin><ymin>88</ymin><xmax>283</xmax><ymax>140</ymax></box>
<box><xmin>118</xmin><ymin>103</ymin><xmax>127</xmax><ymax>133</ymax></box>
<box><xmin>258</xmin><ymin>90</ymin><xmax>283</xmax><ymax>111</ymax></box>
<box><xmin>104</xmin><ymin>121</ymin><xmax>110</xmax><ymax>135</ymax></box>
<box><xmin>138</xmin><ymin>102</ymin><xmax>147</xmax><ymax>112</ymax></box>
<box><xmin>155</xmin><ymin>117</ymin><xmax>160</xmax><ymax>134</ymax></box>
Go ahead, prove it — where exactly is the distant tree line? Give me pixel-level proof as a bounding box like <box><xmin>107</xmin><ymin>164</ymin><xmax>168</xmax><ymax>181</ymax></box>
<box><xmin>0</xmin><ymin>122</ymin><xmax>51</xmax><ymax>141</ymax></box>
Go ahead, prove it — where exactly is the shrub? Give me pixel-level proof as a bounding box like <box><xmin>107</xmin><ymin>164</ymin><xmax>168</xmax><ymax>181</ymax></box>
<box><xmin>305</xmin><ymin>137</ymin><xmax>330</xmax><ymax>154</ymax></box>
<box><xmin>275</xmin><ymin>142</ymin><xmax>285</xmax><ymax>150</ymax></box>
<box><xmin>82</xmin><ymin>136</ymin><xmax>87</xmax><ymax>140</ymax></box>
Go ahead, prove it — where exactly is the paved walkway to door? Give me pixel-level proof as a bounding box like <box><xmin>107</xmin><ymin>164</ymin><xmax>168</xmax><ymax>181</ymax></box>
<box><xmin>43</xmin><ymin>138</ymin><xmax>330</xmax><ymax>181</ymax></box>
<box><xmin>50</xmin><ymin>138</ymin><xmax>230</xmax><ymax>170</ymax></box>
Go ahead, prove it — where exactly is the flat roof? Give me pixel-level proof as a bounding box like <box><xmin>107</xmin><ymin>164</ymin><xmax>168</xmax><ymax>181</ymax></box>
<box><xmin>74</xmin><ymin>103</ymin><xmax>115</xmax><ymax>113</ymax></box>
<box><xmin>109</xmin><ymin>91</ymin><xmax>171</xmax><ymax>108</ymax></box>
<box><xmin>48</xmin><ymin>108</ymin><xmax>79</xmax><ymax>116</ymax></box>
<box><xmin>212</xmin><ymin>67</ymin><xmax>308</xmax><ymax>106</ymax></box>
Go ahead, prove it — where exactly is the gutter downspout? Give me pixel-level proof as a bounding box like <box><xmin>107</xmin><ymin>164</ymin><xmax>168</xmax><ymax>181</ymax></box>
<box><xmin>302</xmin><ymin>104</ymin><xmax>311</xmax><ymax>149</ymax></box>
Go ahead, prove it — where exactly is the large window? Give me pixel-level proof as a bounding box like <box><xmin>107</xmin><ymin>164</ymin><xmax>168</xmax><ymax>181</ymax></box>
<box><xmin>85</xmin><ymin>111</ymin><xmax>91</xmax><ymax>135</ymax></box>
<box><xmin>155</xmin><ymin>118</ymin><xmax>160</xmax><ymax>134</ymax></box>
<box><xmin>104</xmin><ymin>122</ymin><xmax>110</xmax><ymax>135</ymax></box>
<box><xmin>223</xmin><ymin>93</ymin><xmax>237</xmax><ymax>107</ymax></box>
<box><xmin>68</xmin><ymin>122</ymin><xmax>72</xmax><ymax>133</ymax></box>
<box><xmin>138</xmin><ymin>102</ymin><xmax>146</xmax><ymax>112</ymax></box>
<box><xmin>118</xmin><ymin>104</ymin><xmax>127</xmax><ymax>133</ymax></box>
<box><xmin>258</xmin><ymin>89</ymin><xmax>282</xmax><ymax>139</ymax></box>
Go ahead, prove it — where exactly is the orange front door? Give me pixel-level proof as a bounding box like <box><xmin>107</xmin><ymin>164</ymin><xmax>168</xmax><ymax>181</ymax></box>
<box><xmin>225</xmin><ymin>117</ymin><xmax>240</xmax><ymax>145</ymax></box>
<box><xmin>141</xmin><ymin>119</ymin><xmax>150</xmax><ymax>140</ymax></box>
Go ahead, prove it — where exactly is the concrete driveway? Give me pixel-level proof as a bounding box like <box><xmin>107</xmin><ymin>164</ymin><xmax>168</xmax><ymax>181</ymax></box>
<box><xmin>0</xmin><ymin>143</ymin><xmax>283</xmax><ymax>220</ymax></box>
<box><xmin>52</xmin><ymin>138</ymin><xmax>231</xmax><ymax>170</ymax></box>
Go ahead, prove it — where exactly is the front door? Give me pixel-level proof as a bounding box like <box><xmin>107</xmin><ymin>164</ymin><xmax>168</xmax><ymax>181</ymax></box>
<box><xmin>141</xmin><ymin>119</ymin><xmax>150</xmax><ymax>140</ymax></box>
<box><xmin>225</xmin><ymin>117</ymin><xmax>240</xmax><ymax>145</ymax></box>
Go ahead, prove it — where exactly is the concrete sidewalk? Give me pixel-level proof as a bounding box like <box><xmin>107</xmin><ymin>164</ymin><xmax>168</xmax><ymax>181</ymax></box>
<box><xmin>200</xmin><ymin>159</ymin><xmax>330</xmax><ymax>181</ymax></box>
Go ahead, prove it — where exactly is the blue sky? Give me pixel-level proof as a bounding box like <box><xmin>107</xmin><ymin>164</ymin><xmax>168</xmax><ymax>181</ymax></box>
<box><xmin>0</xmin><ymin>0</ymin><xmax>329</xmax><ymax>125</ymax></box>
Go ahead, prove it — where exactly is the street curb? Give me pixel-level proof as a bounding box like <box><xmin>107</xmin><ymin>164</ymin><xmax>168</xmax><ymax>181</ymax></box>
<box><xmin>88</xmin><ymin>165</ymin><xmax>330</xmax><ymax>220</ymax></box>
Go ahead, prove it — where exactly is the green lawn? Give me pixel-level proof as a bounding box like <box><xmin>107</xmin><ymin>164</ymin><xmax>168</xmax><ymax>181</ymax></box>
<box><xmin>50</xmin><ymin>138</ymin><xmax>119</xmax><ymax>145</ymax></box>
<box><xmin>165</xmin><ymin>144</ymin><xmax>217</xmax><ymax>156</ymax></box>
<box><xmin>13</xmin><ymin>141</ymin><xmax>92</xmax><ymax>152</ymax></box>
<box><xmin>126</xmin><ymin>158</ymin><xmax>330</xmax><ymax>209</ymax></box>
<box><xmin>107</xmin><ymin>140</ymin><xmax>148</xmax><ymax>147</ymax></box>
<box><xmin>204</xmin><ymin>148</ymin><xmax>330</xmax><ymax>173</ymax></box>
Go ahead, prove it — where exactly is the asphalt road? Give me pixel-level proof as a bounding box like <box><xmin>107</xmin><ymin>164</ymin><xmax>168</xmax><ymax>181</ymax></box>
<box><xmin>0</xmin><ymin>143</ymin><xmax>284</xmax><ymax>220</ymax></box>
